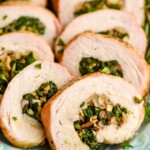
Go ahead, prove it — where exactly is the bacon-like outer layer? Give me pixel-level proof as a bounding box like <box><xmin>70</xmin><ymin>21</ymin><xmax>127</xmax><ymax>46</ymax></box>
<box><xmin>60</xmin><ymin>32</ymin><xmax>150</xmax><ymax>96</ymax></box>
<box><xmin>0</xmin><ymin>4</ymin><xmax>62</xmax><ymax>46</ymax></box>
<box><xmin>55</xmin><ymin>10</ymin><xmax>146</xmax><ymax>59</ymax></box>
<box><xmin>41</xmin><ymin>73</ymin><xmax>145</xmax><ymax>150</ymax></box>
<box><xmin>52</xmin><ymin>0</ymin><xmax>145</xmax><ymax>27</ymax></box>
<box><xmin>0</xmin><ymin>61</ymin><xmax>72</xmax><ymax>148</ymax></box>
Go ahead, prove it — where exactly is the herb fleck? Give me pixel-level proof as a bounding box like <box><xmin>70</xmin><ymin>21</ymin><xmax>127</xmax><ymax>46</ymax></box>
<box><xmin>122</xmin><ymin>140</ymin><xmax>133</xmax><ymax>149</ymax></box>
<box><xmin>1</xmin><ymin>47</ymin><xmax>5</xmax><ymax>51</ymax></box>
<box><xmin>3</xmin><ymin>15</ymin><xmax>8</xmax><ymax>20</ymax></box>
<box><xmin>57</xmin><ymin>39</ymin><xmax>66</xmax><ymax>54</ymax></box>
<box><xmin>145</xmin><ymin>102</ymin><xmax>150</xmax><ymax>120</ymax></box>
<box><xmin>12</xmin><ymin>117</ymin><xmax>17</xmax><ymax>121</ymax></box>
<box><xmin>134</xmin><ymin>96</ymin><xmax>143</xmax><ymax>104</ymax></box>
<box><xmin>35</xmin><ymin>63</ymin><xmax>42</xmax><ymax>69</ymax></box>
<box><xmin>80</xmin><ymin>102</ymin><xmax>85</xmax><ymax>107</ymax></box>
<box><xmin>58</xmin><ymin>39</ymin><xmax>66</xmax><ymax>46</ymax></box>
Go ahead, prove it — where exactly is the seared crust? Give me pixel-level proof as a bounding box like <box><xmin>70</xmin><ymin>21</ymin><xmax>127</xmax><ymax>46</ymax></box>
<box><xmin>60</xmin><ymin>32</ymin><xmax>150</xmax><ymax>96</ymax></box>
<box><xmin>42</xmin><ymin>73</ymin><xmax>145</xmax><ymax>149</ymax></box>
<box><xmin>51</xmin><ymin>0</ymin><xmax>59</xmax><ymax>13</ymax></box>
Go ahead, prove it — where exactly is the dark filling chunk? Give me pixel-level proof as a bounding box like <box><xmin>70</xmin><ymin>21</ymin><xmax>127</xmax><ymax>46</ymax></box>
<box><xmin>57</xmin><ymin>38</ymin><xmax>66</xmax><ymax>54</ymax></box>
<box><xmin>0</xmin><ymin>0</ymin><xmax>5</xmax><ymax>2</ymax></box>
<box><xmin>0</xmin><ymin>51</ymin><xmax>36</xmax><ymax>94</ymax></box>
<box><xmin>79</xmin><ymin>57</ymin><xmax>123</xmax><ymax>77</ymax></box>
<box><xmin>74</xmin><ymin>0</ymin><xmax>124</xmax><ymax>16</ymax></box>
<box><xmin>74</xmin><ymin>94</ymin><xmax>128</xmax><ymax>149</ymax></box>
<box><xmin>0</xmin><ymin>16</ymin><xmax>45</xmax><ymax>35</ymax></box>
<box><xmin>21</xmin><ymin>81</ymin><xmax>58</xmax><ymax>122</ymax></box>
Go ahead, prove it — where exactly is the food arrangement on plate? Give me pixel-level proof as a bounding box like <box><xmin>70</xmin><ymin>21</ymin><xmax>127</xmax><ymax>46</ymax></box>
<box><xmin>0</xmin><ymin>0</ymin><xmax>149</xmax><ymax>150</ymax></box>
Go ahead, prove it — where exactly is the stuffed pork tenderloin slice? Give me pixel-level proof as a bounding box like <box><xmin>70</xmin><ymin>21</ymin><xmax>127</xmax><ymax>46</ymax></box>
<box><xmin>0</xmin><ymin>32</ymin><xmax>54</xmax><ymax>100</ymax></box>
<box><xmin>41</xmin><ymin>73</ymin><xmax>145</xmax><ymax>150</ymax></box>
<box><xmin>0</xmin><ymin>0</ymin><xmax>47</xmax><ymax>7</ymax></box>
<box><xmin>0</xmin><ymin>4</ymin><xmax>61</xmax><ymax>46</ymax></box>
<box><xmin>60</xmin><ymin>32</ymin><xmax>150</xmax><ymax>96</ymax></box>
<box><xmin>0</xmin><ymin>60</ymin><xmax>72</xmax><ymax>148</ymax></box>
<box><xmin>55</xmin><ymin>9</ymin><xmax>146</xmax><ymax>60</ymax></box>
<box><xmin>52</xmin><ymin>0</ymin><xmax>145</xmax><ymax>27</ymax></box>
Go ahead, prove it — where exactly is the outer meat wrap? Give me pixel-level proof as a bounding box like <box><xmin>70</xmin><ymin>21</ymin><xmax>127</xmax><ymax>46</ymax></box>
<box><xmin>0</xmin><ymin>61</ymin><xmax>72</xmax><ymax>148</ymax></box>
<box><xmin>52</xmin><ymin>0</ymin><xmax>145</xmax><ymax>27</ymax></box>
<box><xmin>60</xmin><ymin>32</ymin><xmax>149</xmax><ymax>96</ymax></box>
<box><xmin>55</xmin><ymin>10</ymin><xmax>146</xmax><ymax>59</ymax></box>
<box><xmin>42</xmin><ymin>73</ymin><xmax>145</xmax><ymax>150</ymax></box>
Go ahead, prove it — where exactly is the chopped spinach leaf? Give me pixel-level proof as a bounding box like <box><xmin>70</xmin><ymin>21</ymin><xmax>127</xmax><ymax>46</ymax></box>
<box><xmin>1</xmin><ymin>47</ymin><xmax>5</xmax><ymax>51</ymax></box>
<box><xmin>145</xmin><ymin>103</ymin><xmax>150</xmax><ymax>120</ymax></box>
<box><xmin>12</xmin><ymin>117</ymin><xmax>17</xmax><ymax>121</ymax></box>
<box><xmin>58</xmin><ymin>39</ymin><xmax>66</xmax><ymax>46</ymax></box>
<box><xmin>22</xmin><ymin>81</ymin><xmax>58</xmax><ymax>122</ymax></box>
<box><xmin>3</xmin><ymin>15</ymin><xmax>8</xmax><ymax>20</ymax></box>
<box><xmin>79</xmin><ymin>57</ymin><xmax>123</xmax><ymax>77</ymax></box>
<box><xmin>122</xmin><ymin>140</ymin><xmax>133</xmax><ymax>149</ymax></box>
<box><xmin>35</xmin><ymin>63</ymin><xmax>42</xmax><ymax>69</ymax></box>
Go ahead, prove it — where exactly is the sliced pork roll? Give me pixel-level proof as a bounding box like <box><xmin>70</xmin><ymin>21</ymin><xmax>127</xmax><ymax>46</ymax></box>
<box><xmin>0</xmin><ymin>61</ymin><xmax>72</xmax><ymax>148</ymax></box>
<box><xmin>52</xmin><ymin>0</ymin><xmax>145</xmax><ymax>27</ymax></box>
<box><xmin>41</xmin><ymin>73</ymin><xmax>145</xmax><ymax>150</ymax></box>
<box><xmin>0</xmin><ymin>32</ymin><xmax>54</xmax><ymax>99</ymax></box>
<box><xmin>60</xmin><ymin>32</ymin><xmax>149</xmax><ymax>96</ymax></box>
<box><xmin>55</xmin><ymin>10</ymin><xmax>146</xmax><ymax>59</ymax></box>
<box><xmin>0</xmin><ymin>4</ymin><xmax>61</xmax><ymax>45</ymax></box>
<box><xmin>0</xmin><ymin>0</ymin><xmax>47</xmax><ymax>6</ymax></box>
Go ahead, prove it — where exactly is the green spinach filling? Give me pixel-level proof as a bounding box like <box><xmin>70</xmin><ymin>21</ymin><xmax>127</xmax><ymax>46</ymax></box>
<box><xmin>99</xmin><ymin>28</ymin><xmax>128</xmax><ymax>40</ymax></box>
<box><xmin>74</xmin><ymin>94</ymin><xmax>128</xmax><ymax>149</ymax></box>
<box><xmin>79</xmin><ymin>57</ymin><xmax>123</xmax><ymax>77</ymax></box>
<box><xmin>74</xmin><ymin>0</ymin><xmax>124</xmax><ymax>16</ymax></box>
<box><xmin>0</xmin><ymin>51</ymin><xmax>36</xmax><ymax>94</ymax></box>
<box><xmin>21</xmin><ymin>81</ymin><xmax>58</xmax><ymax>122</ymax></box>
<box><xmin>57</xmin><ymin>38</ymin><xmax>66</xmax><ymax>54</ymax></box>
<box><xmin>144</xmin><ymin>0</ymin><xmax>150</xmax><ymax>64</ymax></box>
<box><xmin>0</xmin><ymin>16</ymin><xmax>45</xmax><ymax>35</ymax></box>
